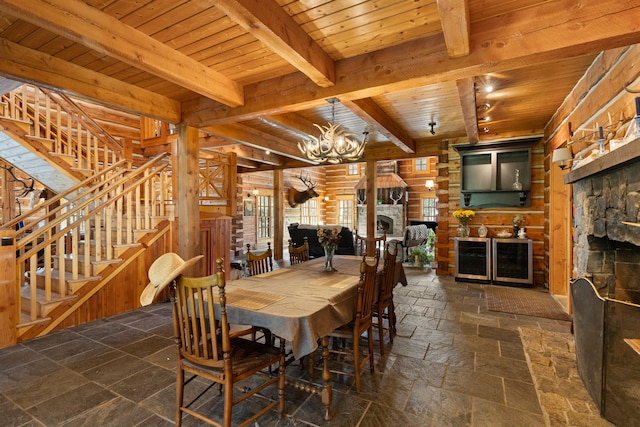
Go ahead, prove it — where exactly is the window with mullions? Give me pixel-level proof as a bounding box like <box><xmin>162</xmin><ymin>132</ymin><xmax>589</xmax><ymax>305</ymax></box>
<box><xmin>415</xmin><ymin>158</ymin><xmax>427</xmax><ymax>171</ymax></box>
<box><xmin>347</xmin><ymin>164</ymin><xmax>359</xmax><ymax>175</ymax></box>
<box><xmin>256</xmin><ymin>195</ymin><xmax>273</xmax><ymax>239</ymax></box>
<box><xmin>422</xmin><ymin>197</ymin><xmax>437</xmax><ymax>222</ymax></box>
<box><xmin>300</xmin><ymin>199</ymin><xmax>318</xmax><ymax>224</ymax></box>
<box><xmin>337</xmin><ymin>198</ymin><xmax>354</xmax><ymax>229</ymax></box>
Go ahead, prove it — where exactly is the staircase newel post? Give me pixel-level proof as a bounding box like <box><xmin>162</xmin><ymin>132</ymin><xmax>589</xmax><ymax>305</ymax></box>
<box><xmin>0</xmin><ymin>228</ymin><xmax>17</xmax><ymax>349</ymax></box>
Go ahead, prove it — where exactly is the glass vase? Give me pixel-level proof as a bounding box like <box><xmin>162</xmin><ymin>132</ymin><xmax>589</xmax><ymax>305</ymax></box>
<box><xmin>457</xmin><ymin>224</ymin><xmax>470</xmax><ymax>237</ymax></box>
<box><xmin>324</xmin><ymin>246</ymin><xmax>336</xmax><ymax>272</ymax></box>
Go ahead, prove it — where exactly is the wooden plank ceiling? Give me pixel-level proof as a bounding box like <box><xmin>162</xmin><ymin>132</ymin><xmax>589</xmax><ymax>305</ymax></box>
<box><xmin>0</xmin><ymin>0</ymin><xmax>639</xmax><ymax>172</ymax></box>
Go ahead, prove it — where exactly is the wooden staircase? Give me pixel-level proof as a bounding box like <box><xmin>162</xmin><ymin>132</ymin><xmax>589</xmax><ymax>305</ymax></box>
<box><xmin>0</xmin><ymin>84</ymin><xmax>124</xmax><ymax>193</ymax></box>
<box><xmin>4</xmin><ymin>154</ymin><xmax>173</xmax><ymax>340</ymax></box>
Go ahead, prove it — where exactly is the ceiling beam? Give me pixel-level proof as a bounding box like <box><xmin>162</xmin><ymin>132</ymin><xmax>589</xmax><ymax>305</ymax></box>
<box><xmin>212</xmin><ymin>0</ymin><xmax>335</xmax><ymax>88</ymax></box>
<box><xmin>0</xmin><ymin>38</ymin><xmax>180</xmax><ymax>122</ymax></box>
<box><xmin>342</xmin><ymin>98</ymin><xmax>416</xmax><ymax>153</ymax></box>
<box><xmin>215</xmin><ymin>145</ymin><xmax>285</xmax><ymax>167</ymax></box>
<box><xmin>456</xmin><ymin>78</ymin><xmax>479</xmax><ymax>143</ymax></box>
<box><xmin>203</xmin><ymin>123</ymin><xmax>314</xmax><ymax>163</ymax></box>
<box><xmin>437</xmin><ymin>0</ymin><xmax>470</xmax><ymax>58</ymax></box>
<box><xmin>0</xmin><ymin>0</ymin><xmax>244</xmax><ymax>107</ymax></box>
<box><xmin>183</xmin><ymin>0</ymin><xmax>640</xmax><ymax>127</ymax></box>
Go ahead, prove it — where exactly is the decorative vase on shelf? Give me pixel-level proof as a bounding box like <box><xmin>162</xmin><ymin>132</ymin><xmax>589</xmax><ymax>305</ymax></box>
<box><xmin>512</xmin><ymin>169</ymin><xmax>523</xmax><ymax>190</ymax></box>
<box><xmin>323</xmin><ymin>246</ymin><xmax>336</xmax><ymax>272</ymax></box>
<box><xmin>478</xmin><ymin>224</ymin><xmax>488</xmax><ymax>238</ymax></box>
<box><xmin>457</xmin><ymin>224</ymin><xmax>470</xmax><ymax>237</ymax></box>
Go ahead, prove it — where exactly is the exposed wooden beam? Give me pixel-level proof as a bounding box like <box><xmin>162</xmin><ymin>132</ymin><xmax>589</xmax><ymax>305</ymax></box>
<box><xmin>0</xmin><ymin>38</ymin><xmax>180</xmax><ymax>123</ymax></box>
<box><xmin>261</xmin><ymin>113</ymin><xmax>317</xmax><ymax>138</ymax></box>
<box><xmin>183</xmin><ymin>0</ymin><xmax>640</xmax><ymax>127</ymax></box>
<box><xmin>342</xmin><ymin>98</ymin><xmax>416</xmax><ymax>153</ymax></box>
<box><xmin>0</xmin><ymin>0</ymin><xmax>244</xmax><ymax>107</ymax></box>
<box><xmin>216</xmin><ymin>145</ymin><xmax>284</xmax><ymax>167</ymax></box>
<box><xmin>212</xmin><ymin>0</ymin><xmax>335</xmax><ymax>88</ymax></box>
<box><xmin>437</xmin><ymin>0</ymin><xmax>470</xmax><ymax>58</ymax></box>
<box><xmin>456</xmin><ymin>78</ymin><xmax>479</xmax><ymax>143</ymax></box>
<box><xmin>203</xmin><ymin>123</ymin><xmax>314</xmax><ymax>163</ymax></box>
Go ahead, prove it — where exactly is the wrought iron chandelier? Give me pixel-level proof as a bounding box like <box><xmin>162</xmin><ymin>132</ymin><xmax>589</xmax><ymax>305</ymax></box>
<box><xmin>297</xmin><ymin>98</ymin><xmax>368</xmax><ymax>164</ymax></box>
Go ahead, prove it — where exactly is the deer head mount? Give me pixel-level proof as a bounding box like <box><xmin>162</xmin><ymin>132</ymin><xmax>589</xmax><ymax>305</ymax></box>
<box><xmin>0</xmin><ymin>165</ymin><xmax>35</xmax><ymax>197</ymax></box>
<box><xmin>287</xmin><ymin>173</ymin><xmax>319</xmax><ymax>208</ymax></box>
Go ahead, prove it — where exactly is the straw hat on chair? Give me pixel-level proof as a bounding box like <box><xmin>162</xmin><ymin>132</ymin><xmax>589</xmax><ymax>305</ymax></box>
<box><xmin>140</xmin><ymin>253</ymin><xmax>204</xmax><ymax>306</ymax></box>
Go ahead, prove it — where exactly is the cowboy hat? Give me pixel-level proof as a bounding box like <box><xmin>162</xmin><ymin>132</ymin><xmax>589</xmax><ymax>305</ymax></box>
<box><xmin>140</xmin><ymin>253</ymin><xmax>204</xmax><ymax>306</ymax></box>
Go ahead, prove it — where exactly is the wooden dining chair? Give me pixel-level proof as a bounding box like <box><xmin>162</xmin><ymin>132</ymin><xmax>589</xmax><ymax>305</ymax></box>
<box><xmin>310</xmin><ymin>251</ymin><xmax>380</xmax><ymax>392</ymax></box>
<box><xmin>373</xmin><ymin>242</ymin><xmax>398</xmax><ymax>355</ymax></box>
<box><xmin>288</xmin><ymin>237</ymin><xmax>309</xmax><ymax>264</ymax></box>
<box><xmin>172</xmin><ymin>259</ymin><xmax>286</xmax><ymax>427</ymax></box>
<box><xmin>354</xmin><ymin>229</ymin><xmax>386</xmax><ymax>256</ymax></box>
<box><xmin>246</xmin><ymin>242</ymin><xmax>273</xmax><ymax>275</ymax></box>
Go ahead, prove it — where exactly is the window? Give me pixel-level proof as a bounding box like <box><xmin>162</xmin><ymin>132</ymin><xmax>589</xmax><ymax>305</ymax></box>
<box><xmin>414</xmin><ymin>157</ymin><xmax>437</xmax><ymax>173</ymax></box>
<box><xmin>422</xmin><ymin>197</ymin><xmax>437</xmax><ymax>222</ymax></box>
<box><xmin>347</xmin><ymin>164</ymin><xmax>359</xmax><ymax>175</ymax></box>
<box><xmin>300</xmin><ymin>199</ymin><xmax>318</xmax><ymax>224</ymax></box>
<box><xmin>337</xmin><ymin>198</ymin><xmax>354</xmax><ymax>229</ymax></box>
<box><xmin>256</xmin><ymin>195</ymin><xmax>273</xmax><ymax>239</ymax></box>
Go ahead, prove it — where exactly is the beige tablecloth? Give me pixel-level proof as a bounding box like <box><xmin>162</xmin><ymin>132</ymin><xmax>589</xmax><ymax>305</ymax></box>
<box><xmin>225</xmin><ymin>256</ymin><xmax>364</xmax><ymax>358</ymax></box>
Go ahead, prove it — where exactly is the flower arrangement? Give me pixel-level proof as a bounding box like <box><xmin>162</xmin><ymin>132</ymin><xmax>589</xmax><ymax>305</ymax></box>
<box><xmin>317</xmin><ymin>227</ymin><xmax>342</xmax><ymax>251</ymax></box>
<box><xmin>453</xmin><ymin>209</ymin><xmax>475</xmax><ymax>226</ymax></box>
<box><xmin>512</xmin><ymin>214</ymin><xmax>525</xmax><ymax>227</ymax></box>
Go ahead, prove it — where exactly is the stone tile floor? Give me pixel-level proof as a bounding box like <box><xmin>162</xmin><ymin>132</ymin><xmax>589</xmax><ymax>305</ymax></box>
<box><xmin>0</xmin><ymin>266</ymin><xmax>613</xmax><ymax>426</ymax></box>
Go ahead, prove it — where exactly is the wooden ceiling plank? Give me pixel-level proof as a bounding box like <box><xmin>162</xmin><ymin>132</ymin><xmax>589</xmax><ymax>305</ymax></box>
<box><xmin>342</xmin><ymin>97</ymin><xmax>416</xmax><ymax>154</ymax></box>
<box><xmin>0</xmin><ymin>0</ymin><xmax>244</xmax><ymax>107</ymax></box>
<box><xmin>213</xmin><ymin>0</ymin><xmax>335</xmax><ymax>88</ymax></box>
<box><xmin>455</xmin><ymin>77</ymin><xmax>479</xmax><ymax>143</ymax></box>
<box><xmin>183</xmin><ymin>0</ymin><xmax>640</xmax><ymax>127</ymax></box>
<box><xmin>0</xmin><ymin>37</ymin><xmax>180</xmax><ymax>123</ymax></box>
<box><xmin>437</xmin><ymin>0</ymin><xmax>470</xmax><ymax>58</ymax></box>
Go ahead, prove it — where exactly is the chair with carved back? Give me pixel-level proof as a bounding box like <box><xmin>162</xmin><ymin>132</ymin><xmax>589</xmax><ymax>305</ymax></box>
<box><xmin>309</xmin><ymin>250</ymin><xmax>380</xmax><ymax>392</ymax></box>
<box><xmin>354</xmin><ymin>229</ymin><xmax>386</xmax><ymax>256</ymax></box>
<box><xmin>288</xmin><ymin>236</ymin><xmax>309</xmax><ymax>265</ymax></box>
<box><xmin>246</xmin><ymin>242</ymin><xmax>273</xmax><ymax>276</ymax></box>
<box><xmin>373</xmin><ymin>242</ymin><xmax>398</xmax><ymax>355</ymax></box>
<box><xmin>171</xmin><ymin>259</ymin><xmax>286</xmax><ymax>427</ymax></box>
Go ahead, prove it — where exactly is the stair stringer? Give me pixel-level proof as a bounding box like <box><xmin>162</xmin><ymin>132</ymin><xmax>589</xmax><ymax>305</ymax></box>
<box><xmin>17</xmin><ymin>219</ymin><xmax>174</xmax><ymax>341</ymax></box>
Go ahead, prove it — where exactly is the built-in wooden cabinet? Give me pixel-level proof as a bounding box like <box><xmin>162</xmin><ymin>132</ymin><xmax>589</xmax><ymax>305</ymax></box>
<box><xmin>455</xmin><ymin>139</ymin><xmax>539</xmax><ymax>208</ymax></box>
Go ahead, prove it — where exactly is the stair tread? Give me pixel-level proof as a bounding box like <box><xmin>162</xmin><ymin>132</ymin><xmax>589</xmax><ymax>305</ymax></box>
<box><xmin>36</xmin><ymin>268</ymin><xmax>101</xmax><ymax>283</ymax></box>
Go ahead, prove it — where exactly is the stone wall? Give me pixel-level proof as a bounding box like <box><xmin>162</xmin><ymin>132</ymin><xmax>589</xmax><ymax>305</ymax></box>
<box><xmin>573</xmin><ymin>160</ymin><xmax>640</xmax><ymax>303</ymax></box>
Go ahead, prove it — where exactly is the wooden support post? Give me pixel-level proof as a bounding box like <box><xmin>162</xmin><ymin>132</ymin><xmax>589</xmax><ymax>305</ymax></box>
<box><xmin>175</xmin><ymin>125</ymin><xmax>201</xmax><ymax>268</ymax></box>
<box><xmin>365</xmin><ymin>160</ymin><xmax>377</xmax><ymax>255</ymax></box>
<box><xmin>0</xmin><ymin>228</ymin><xmax>17</xmax><ymax>348</ymax></box>
<box><xmin>273</xmin><ymin>170</ymin><xmax>284</xmax><ymax>261</ymax></box>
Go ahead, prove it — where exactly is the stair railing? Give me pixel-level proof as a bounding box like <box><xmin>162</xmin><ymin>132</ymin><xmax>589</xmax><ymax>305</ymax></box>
<box><xmin>15</xmin><ymin>153</ymin><xmax>172</xmax><ymax>323</ymax></box>
<box><xmin>1</xmin><ymin>84</ymin><xmax>123</xmax><ymax>173</ymax></box>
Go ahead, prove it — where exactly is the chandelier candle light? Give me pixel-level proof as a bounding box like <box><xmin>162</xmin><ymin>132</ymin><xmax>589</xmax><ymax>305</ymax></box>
<box><xmin>298</xmin><ymin>98</ymin><xmax>368</xmax><ymax>164</ymax></box>
<box><xmin>453</xmin><ymin>209</ymin><xmax>475</xmax><ymax>237</ymax></box>
<box><xmin>317</xmin><ymin>227</ymin><xmax>342</xmax><ymax>271</ymax></box>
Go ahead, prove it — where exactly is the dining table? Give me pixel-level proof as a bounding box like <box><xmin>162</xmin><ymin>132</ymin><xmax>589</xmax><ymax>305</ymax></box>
<box><xmin>220</xmin><ymin>255</ymin><xmax>376</xmax><ymax>420</ymax></box>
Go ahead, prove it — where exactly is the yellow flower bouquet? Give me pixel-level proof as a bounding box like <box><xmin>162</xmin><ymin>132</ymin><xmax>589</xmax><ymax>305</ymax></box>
<box><xmin>453</xmin><ymin>209</ymin><xmax>475</xmax><ymax>226</ymax></box>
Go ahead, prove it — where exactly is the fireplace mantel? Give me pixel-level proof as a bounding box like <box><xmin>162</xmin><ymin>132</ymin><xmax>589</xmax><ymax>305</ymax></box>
<box><xmin>564</xmin><ymin>137</ymin><xmax>640</xmax><ymax>184</ymax></box>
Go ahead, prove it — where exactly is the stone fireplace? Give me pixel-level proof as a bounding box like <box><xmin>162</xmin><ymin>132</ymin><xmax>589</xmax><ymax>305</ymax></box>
<box><xmin>568</xmin><ymin>147</ymin><xmax>640</xmax><ymax>426</ymax></box>
<box><xmin>356</xmin><ymin>204</ymin><xmax>404</xmax><ymax>238</ymax></box>
<box><xmin>573</xmin><ymin>157</ymin><xmax>640</xmax><ymax>304</ymax></box>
